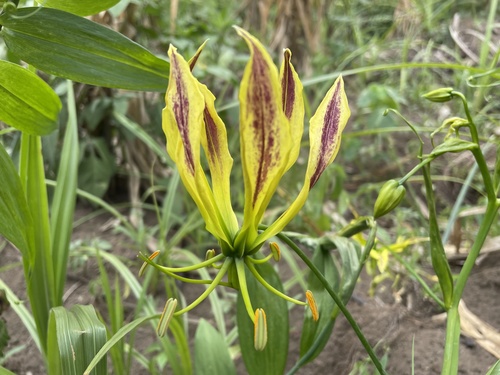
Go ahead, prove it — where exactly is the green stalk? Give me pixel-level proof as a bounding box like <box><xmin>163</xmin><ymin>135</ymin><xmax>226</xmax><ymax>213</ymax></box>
<box><xmin>441</xmin><ymin>92</ymin><xmax>500</xmax><ymax>374</ymax></box>
<box><xmin>277</xmin><ymin>232</ymin><xmax>387</xmax><ymax>375</ymax></box>
<box><xmin>19</xmin><ymin>133</ymin><xmax>56</xmax><ymax>355</ymax></box>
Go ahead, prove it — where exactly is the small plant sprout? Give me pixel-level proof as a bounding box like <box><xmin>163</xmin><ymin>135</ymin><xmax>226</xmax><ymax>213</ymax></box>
<box><xmin>140</xmin><ymin>27</ymin><xmax>349</xmax><ymax>350</ymax></box>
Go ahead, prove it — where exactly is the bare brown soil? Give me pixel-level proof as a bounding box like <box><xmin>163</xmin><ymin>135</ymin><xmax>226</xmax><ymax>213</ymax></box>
<box><xmin>1</xmin><ymin>206</ymin><xmax>499</xmax><ymax>374</ymax></box>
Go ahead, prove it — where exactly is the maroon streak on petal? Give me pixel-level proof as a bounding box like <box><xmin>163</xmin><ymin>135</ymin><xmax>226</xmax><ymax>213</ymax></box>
<box><xmin>281</xmin><ymin>50</ymin><xmax>295</xmax><ymax>119</ymax></box>
<box><xmin>203</xmin><ymin>107</ymin><xmax>221</xmax><ymax>167</ymax></box>
<box><xmin>171</xmin><ymin>53</ymin><xmax>195</xmax><ymax>175</ymax></box>
<box><xmin>309</xmin><ymin>82</ymin><xmax>342</xmax><ymax>189</ymax></box>
<box><xmin>246</xmin><ymin>44</ymin><xmax>279</xmax><ymax>205</ymax></box>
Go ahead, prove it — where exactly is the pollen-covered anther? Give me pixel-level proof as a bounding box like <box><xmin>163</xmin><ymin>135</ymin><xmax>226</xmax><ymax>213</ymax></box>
<box><xmin>254</xmin><ymin>308</ymin><xmax>268</xmax><ymax>351</ymax></box>
<box><xmin>270</xmin><ymin>242</ymin><xmax>281</xmax><ymax>262</ymax></box>
<box><xmin>306</xmin><ymin>290</ymin><xmax>319</xmax><ymax>321</ymax></box>
<box><xmin>139</xmin><ymin>250</ymin><xmax>160</xmax><ymax>277</ymax></box>
<box><xmin>205</xmin><ymin>249</ymin><xmax>216</xmax><ymax>262</ymax></box>
<box><xmin>157</xmin><ymin>298</ymin><xmax>178</xmax><ymax>337</ymax></box>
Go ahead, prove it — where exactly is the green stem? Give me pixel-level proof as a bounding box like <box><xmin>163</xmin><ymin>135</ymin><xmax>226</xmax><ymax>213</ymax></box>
<box><xmin>277</xmin><ymin>232</ymin><xmax>388</xmax><ymax>375</ymax></box>
<box><xmin>398</xmin><ymin>156</ymin><xmax>434</xmax><ymax>185</ymax></box>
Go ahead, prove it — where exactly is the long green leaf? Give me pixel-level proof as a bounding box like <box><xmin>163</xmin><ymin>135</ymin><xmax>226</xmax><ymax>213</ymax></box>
<box><xmin>20</xmin><ymin>134</ymin><xmax>56</xmax><ymax>354</ymax></box>
<box><xmin>47</xmin><ymin>305</ymin><xmax>107</xmax><ymax>375</ymax></box>
<box><xmin>194</xmin><ymin>319</ymin><xmax>236</xmax><ymax>375</ymax></box>
<box><xmin>237</xmin><ymin>261</ymin><xmax>289</xmax><ymax>375</ymax></box>
<box><xmin>0</xmin><ymin>60</ymin><xmax>61</xmax><ymax>135</ymax></box>
<box><xmin>0</xmin><ymin>7</ymin><xmax>169</xmax><ymax>91</ymax></box>
<box><xmin>0</xmin><ymin>278</ymin><xmax>40</xmax><ymax>352</ymax></box>
<box><xmin>35</xmin><ymin>0</ymin><xmax>120</xmax><ymax>16</ymax></box>
<box><xmin>50</xmin><ymin>81</ymin><xmax>79</xmax><ymax>304</ymax></box>
<box><xmin>0</xmin><ymin>143</ymin><xmax>32</xmax><ymax>256</ymax></box>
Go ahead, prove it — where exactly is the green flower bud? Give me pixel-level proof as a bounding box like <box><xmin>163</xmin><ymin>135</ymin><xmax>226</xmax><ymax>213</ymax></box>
<box><xmin>422</xmin><ymin>87</ymin><xmax>454</xmax><ymax>103</ymax></box>
<box><xmin>373</xmin><ymin>180</ymin><xmax>406</xmax><ymax>218</ymax></box>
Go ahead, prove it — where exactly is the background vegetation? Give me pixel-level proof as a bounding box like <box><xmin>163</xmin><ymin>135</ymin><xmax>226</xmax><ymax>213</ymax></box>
<box><xmin>0</xmin><ymin>0</ymin><xmax>498</xmax><ymax>374</ymax></box>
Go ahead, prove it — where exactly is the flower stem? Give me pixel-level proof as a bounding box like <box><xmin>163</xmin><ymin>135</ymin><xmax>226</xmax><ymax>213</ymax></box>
<box><xmin>277</xmin><ymin>232</ymin><xmax>388</xmax><ymax>375</ymax></box>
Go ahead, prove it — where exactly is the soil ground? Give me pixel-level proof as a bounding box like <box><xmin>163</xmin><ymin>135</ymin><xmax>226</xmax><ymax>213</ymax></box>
<box><xmin>1</xmin><ymin>206</ymin><xmax>499</xmax><ymax>374</ymax></box>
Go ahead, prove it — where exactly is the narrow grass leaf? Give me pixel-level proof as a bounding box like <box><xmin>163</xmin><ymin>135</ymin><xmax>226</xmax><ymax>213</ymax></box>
<box><xmin>194</xmin><ymin>319</ymin><xmax>236</xmax><ymax>375</ymax></box>
<box><xmin>0</xmin><ymin>279</ymin><xmax>40</xmax><ymax>352</ymax></box>
<box><xmin>0</xmin><ymin>8</ymin><xmax>169</xmax><ymax>91</ymax></box>
<box><xmin>486</xmin><ymin>360</ymin><xmax>500</xmax><ymax>375</ymax></box>
<box><xmin>20</xmin><ymin>134</ymin><xmax>56</xmax><ymax>353</ymax></box>
<box><xmin>50</xmin><ymin>81</ymin><xmax>79</xmax><ymax>304</ymax></box>
<box><xmin>83</xmin><ymin>315</ymin><xmax>158</xmax><ymax>375</ymax></box>
<box><xmin>0</xmin><ymin>60</ymin><xmax>61</xmax><ymax>135</ymax></box>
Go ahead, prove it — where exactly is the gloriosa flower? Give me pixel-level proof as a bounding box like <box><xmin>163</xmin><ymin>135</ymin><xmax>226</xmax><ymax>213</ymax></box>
<box><xmin>141</xmin><ymin>27</ymin><xmax>350</xmax><ymax>350</ymax></box>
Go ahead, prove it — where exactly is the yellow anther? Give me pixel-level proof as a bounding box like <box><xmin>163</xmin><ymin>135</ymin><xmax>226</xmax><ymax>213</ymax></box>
<box><xmin>157</xmin><ymin>298</ymin><xmax>177</xmax><ymax>337</ymax></box>
<box><xmin>139</xmin><ymin>250</ymin><xmax>160</xmax><ymax>277</ymax></box>
<box><xmin>254</xmin><ymin>308</ymin><xmax>268</xmax><ymax>351</ymax></box>
<box><xmin>205</xmin><ymin>249</ymin><xmax>216</xmax><ymax>262</ymax></box>
<box><xmin>306</xmin><ymin>290</ymin><xmax>319</xmax><ymax>321</ymax></box>
<box><xmin>270</xmin><ymin>242</ymin><xmax>281</xmax><ymax>262</ymax></box>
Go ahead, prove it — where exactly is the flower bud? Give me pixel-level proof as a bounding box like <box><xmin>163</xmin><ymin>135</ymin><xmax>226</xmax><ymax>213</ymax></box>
<box><xmin>373</xmin><ymin>180</ymin><xmax>406</xmax><ymax>218</ymax></box>
<box><xmin>422</xmin><ymin>87</ymin><xmax>454</xmax><ymax>103</ymax></box>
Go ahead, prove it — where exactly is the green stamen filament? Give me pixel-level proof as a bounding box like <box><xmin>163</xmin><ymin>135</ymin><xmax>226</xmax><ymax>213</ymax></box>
<box><xmin>235</xmin><ymin>257</ymin><xmax>255</xmax><ymax>321</ymax></box>
<box><xmin>161</xmin><ymin>268</ymin><xmax>233</xmax><ymax>288</ymax></box>
<box><xmin>174</xmin><ymin>257</ymin><xmax>232</xmax><ymax>316</ymax></box>
<box><xmin>246</xmin><ymin>253</ymin><xmax>274</xmax><ymax>264</ymax></box>
<box><xmin>245</xmin><ymin>259</ymin><xmax>307</xmax><ymax>306</ymax></box>
<box><xmin>139</xmin><ymin>252</ymin><xmax>225</xmax><ymax>273</ymax></box>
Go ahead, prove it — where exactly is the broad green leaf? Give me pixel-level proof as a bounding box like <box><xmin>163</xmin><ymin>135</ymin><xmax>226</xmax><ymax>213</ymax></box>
<box><xmin>0</xmin><ymin>143</ymin><xmax>32</xmax><ymax>256</ymax></box>
<box><xmin>194</xmin><ymin>320</ymin><xmax>236</xmax><ymax>375</ymax></box>
<box><xmin>300</xmin><ymin>248</ymin><xmax>338</xmax><ymax>360</ymax></box>
<box><xmin>48</xmin><ymin>305</ymin><xmax>107</xmax><ymax>375</ymax></box>
<box><xmin>237</xmin><ymin>261</ymin><xmax>289</xmax><ymax>375</ymax></box>
<box><xmin>0</xmin><ymin>7</ymin><xmax>169</xmax><ymax>91</ymax></box>
<box><xmin>0</xmin><ymin>60</ymin><xmax>61</xmax><ymax>135</ymax></box>
<box><xmin>35</xmin><ymin>0</ymin><xmax>120</xmax><ymax>16</ymax></box>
